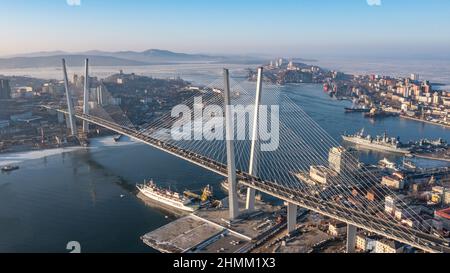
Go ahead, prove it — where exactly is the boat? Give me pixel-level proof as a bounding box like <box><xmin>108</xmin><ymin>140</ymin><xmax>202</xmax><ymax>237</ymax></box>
<box><xmin>345</xmin><ymin>107</ymin><xmax>370</xmax><ymax>113</ymax></box>
<box><xmin>345</xmin><ymin>100</ymin><xmax>370</xmax><ymax>113</ymax></box>
<box><xmin>378</xmin><ymin>158</ymin><xmax>398</xmax><ymax>171</ymax></box>
<box><xmin>364</xmin><ymin>108</ymin><xmax>398</xmax><ymax>119</ymax></box>
<box><xmin>342</xmin><ymin>129</ymin><xmax>411</xmax><ymax>154</ymax></box>
<box><xmin>402</xmin><ymin>159</ymin><xmax>417</xmax><ymax>170</ymax></box>
<box><xmin>113</xmin><ymin>135</ymin><xmax>123</xmax><ymax>142</ymax></box>
<box><xmin>1</xmin><ymin>165</ymin><xmax>19</xmax><ymax>172</ymax></box>
<box><xmin>136</xmin><ymin>180</ymin><xmax>197</xmax><ymax>212</ymax></box>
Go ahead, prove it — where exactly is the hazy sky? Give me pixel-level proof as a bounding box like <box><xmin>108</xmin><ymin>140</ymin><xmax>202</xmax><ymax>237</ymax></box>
<box><xmin>1</xmin><ymin>0</ymin><xmax>450</xmax><ymax>58</ymax></box>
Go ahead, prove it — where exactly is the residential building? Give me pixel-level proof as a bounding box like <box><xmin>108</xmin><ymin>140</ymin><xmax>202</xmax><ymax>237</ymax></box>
<box><xmin>435</xmin><ymin>208</ymin><xmax>450</xmax><ymax>231</ymax></box>
<box><xmin>310</xmin><ymin>166</ymin><xmax>338</xmax><ymax>185</ymax></box>
<box><xmin>356</xmin><ymin>234</ymin><xmax>378</xmax><ymax>252</ymax></box>
<box><xmin>374</xmin><ymin>239</ymin><xmax>405</xmax><ymax>253</ymax></box>
<box><xmin>381</xmin><ymin>175</ymin><xmax>405</xmax><ymax>190</ymax></box>
<box><xmin>328</xmin><ymin>221</ymin><xmax>347</xmax><ymax>236</ymax></box>
<box><xmin>0</xmin><ymin>79</ymin><xmax>11</xmax><ymax>99</ymax></box>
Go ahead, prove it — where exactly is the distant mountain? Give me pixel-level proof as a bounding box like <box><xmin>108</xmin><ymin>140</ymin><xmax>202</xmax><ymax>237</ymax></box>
<box><xmin>5</xmin><ymin>51</ymin><xmax>69</xmax><ymax>58</ymax></box>
<box><xmin>0</xmin><ymin>55</ymin><xmax>149</xmax><ymax>69</ymax></box>
<box><xmin>97</xmin><ymin>49</ymin><xmax>226</xmax><ymax>63</ymax></box>
<box><xmin>0</xmin><ymin>49</ymin><xmax>267</xmax><ymax>68</ymax></box>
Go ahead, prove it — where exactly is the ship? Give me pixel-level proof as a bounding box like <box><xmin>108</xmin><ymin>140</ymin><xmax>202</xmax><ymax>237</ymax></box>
<box><xmin>113</xmin><ymin>134</ymin><xmax>123</xmax><ymax>142</ymax></box>
<box><xmin>345</xmin><ymin>100</ymin><xmax>370</xmax><ymax>113</ymax></box>
<box><xmin>345</xmin><ymin>107</ymin><xmax>370</xmax><ymax>113</ymax></box>
<box><xmin>342</xmin><ymin>129</ymin><xmax>411</xmax><ymax>154</ymax></box>
<box><xmin>364</xmin><ymin>108</ymin><xmax>398</xmax><ymax>119</ymax></box>
<box><xmin>1</xmin><ymin>165</ymin><xmax>19</xmax><ymax>172</ymax></box>
<box><xmin>136</xmin><ymin>180</ymin><xmax>198</xmax><ymax>212</ymax></box>
<box><xmin>378</xmin><ymin>158</ymin><xmax>398</xmax><ymax>171</ymax></box>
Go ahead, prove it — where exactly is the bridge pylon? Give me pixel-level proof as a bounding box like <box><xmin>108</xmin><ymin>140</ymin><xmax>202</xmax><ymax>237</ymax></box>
<box><xmin>246</xmin><ymin>67</ymin><xmax>263</xmax><ymax>212</ymax></box>
<box><xmin>62</xmin><ymin>59</ymin><xmax>77</xmax><ymax>136</ymax></box>
<box><xmin>346</xmin><ymin>224</ymin><xmax>357</xmax><ymax>253</ymax></box>
<box><xmin>82</xmin><ymin>59</ymin><xmax>90</xmax><ymax>134</ymax></box>
<box><xmin>287</xmin><ymin>202</ymin><xmax>298</xmax><ymax>235</ymax></box>
<box><xmin>223</xmin><ymin>68</ymin><xmax>240</xmax><ymax>221</ymax></box>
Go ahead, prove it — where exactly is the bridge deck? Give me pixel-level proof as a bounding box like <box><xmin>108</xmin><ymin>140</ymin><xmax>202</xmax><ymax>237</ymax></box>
<box><xmin>43</xmin><ymin>106</ymin><xmax>450</xmax><ymax>253</ymax></box>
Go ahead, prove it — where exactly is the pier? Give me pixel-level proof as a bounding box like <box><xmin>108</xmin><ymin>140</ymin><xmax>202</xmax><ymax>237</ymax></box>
<box><xmin>141</xmin><ymin>197</ymin><xmax>287</xmax><ymax>253</ymax></box>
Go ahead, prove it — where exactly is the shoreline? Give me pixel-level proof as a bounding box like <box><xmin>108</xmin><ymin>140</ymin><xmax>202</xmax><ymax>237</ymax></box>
<box><xmin>400</xmin><ymin>115</ymin><xmax>450</xmax><ymax>129</ymax></box>
<box><xmin>0</xmin><ymin>135</ymin><xmax>138</xmax><ymax>166</ymax></box>
<box><xmin>413</xmin><ymin>154</ymin><xmax>450</xmax><ymax>163</ymax></box>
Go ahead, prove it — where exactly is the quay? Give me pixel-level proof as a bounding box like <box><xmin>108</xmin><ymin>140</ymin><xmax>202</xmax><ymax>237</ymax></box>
<box><xmin>141</xmin><ymin>197</ymin><xmax>289</xmax><ymax>253</ymax></box>
<box><xmin>414</xmin><ymin>153</ymin><xmax>450</xmax><ymax>163</ymax></box>
<box><xmin>400</xmin><ymin>114</ymin><xmax>450</xmax><ymax>129</ymax></box>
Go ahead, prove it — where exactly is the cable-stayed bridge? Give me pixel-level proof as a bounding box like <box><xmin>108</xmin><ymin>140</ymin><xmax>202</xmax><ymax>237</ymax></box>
<box><xmin>42</xmin><ymin>59</ymin><xmax>450</xmax><ymax>253</ymax></box>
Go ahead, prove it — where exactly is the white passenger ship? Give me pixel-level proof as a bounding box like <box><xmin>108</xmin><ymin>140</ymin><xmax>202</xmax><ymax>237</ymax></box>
<box><xmin>136</xmin><ymin>180</ymin><xmax>197</xmax><ymax>212</ymax></box>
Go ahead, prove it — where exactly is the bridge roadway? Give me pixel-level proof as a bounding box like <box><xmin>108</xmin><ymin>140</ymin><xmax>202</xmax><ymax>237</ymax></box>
<box><xmin>45</xmin><ymin>106</ymin><xmax>450</xmax><ymax>253</ymax></box>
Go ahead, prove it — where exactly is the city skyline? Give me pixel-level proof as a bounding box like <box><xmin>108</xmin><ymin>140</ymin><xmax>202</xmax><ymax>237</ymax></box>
<box><xmin>1</xmin><ymin>0</ymin><xmax>450</xmax><ymax>58</ymax></box>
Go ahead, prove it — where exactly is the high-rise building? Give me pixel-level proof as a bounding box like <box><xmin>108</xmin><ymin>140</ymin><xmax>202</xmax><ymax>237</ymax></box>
<box><xmin>0</xmin><ymin>79</ymin><xmax>12</xmax><ymax>99</ymax></box>
<box><xmin>410</xmin><ymin>73</ymin><xmax>419</xmax><ymax>81</ymax></box>
<box><xmin>328</xmin><ymin>147</ymin><xmax>359</xmax><ymax>174</ymax></box>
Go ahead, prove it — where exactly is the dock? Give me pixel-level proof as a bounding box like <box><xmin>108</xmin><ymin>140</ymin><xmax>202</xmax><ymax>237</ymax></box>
<box><xmin>141</xmin><ymin>197</ymin><xmax>287</xmax><ymax>253</ymax></box>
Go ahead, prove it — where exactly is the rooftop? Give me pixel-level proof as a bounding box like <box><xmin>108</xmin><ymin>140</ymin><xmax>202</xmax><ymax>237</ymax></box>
<box><xmin>436</xmin><ymin>208</ymin><xmax>450</xmax><ymax>220</ymax></box>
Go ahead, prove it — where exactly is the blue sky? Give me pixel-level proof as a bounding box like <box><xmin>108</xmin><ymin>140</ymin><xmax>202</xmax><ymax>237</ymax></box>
<box><xmin>1</xmin><ymin>0</ymin><xmax>450</xmax><ymax>58</ymax></box>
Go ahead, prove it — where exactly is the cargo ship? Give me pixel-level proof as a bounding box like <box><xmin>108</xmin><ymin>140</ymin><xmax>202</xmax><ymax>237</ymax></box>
<box><xmin>342</xmin><ymin>129</ymin><xmax>411</xmax><ymax>154</ymax></box>
<box><xmin>136</xmin><ymin>180</ymin><xmax>198</xmax><ymax>212</ymax></box>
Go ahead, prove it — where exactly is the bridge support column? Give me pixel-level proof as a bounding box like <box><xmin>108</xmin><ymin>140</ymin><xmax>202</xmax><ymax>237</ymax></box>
<box><xmin>246</xmin><ymin>67</ymin><xmax>263</xmax><ymax>212</ymax></box>
<box><xmin>62</xmin><ymin>59</ymin><xmax>77</xmax><ymax>136</ymax></box>
<box><xmin>223</xmin><ymin>68</ymin><xmax>239</xmax><ymax>221</ymax></box>
<box><xmin>82</xmin><ymin>59</ymin><xmax>90</xmax><ymax>134</ymax></box>
<box><xmin>287</xmin><ymin>202</ymin><xmax>297</xmax><ymax>235</ymax></box>
<box><xmin>346</xmin><ymin>224</ymin><xmax>357</xmax><ymax>253</ymax></box>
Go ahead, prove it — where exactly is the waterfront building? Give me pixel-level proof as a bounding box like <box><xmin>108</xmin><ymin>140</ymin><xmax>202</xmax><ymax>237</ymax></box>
<box><xmin>381</xmin><ymin>175</ymin><xmax>405</xmax><ymax>190</ymax></box>
<box><xmin>366</xmin><ymin>189</ymin><xmax>383</xmax><ymax>202</ymax></box>
<box><xmin>0</xmin><ymin>79</ymin><xmax>12</xmax><ymax>99</ymax></box>
<box><xmin>328</xmin><ymin>221</ymin><xmax>347</xmax><ymax>236</ymax></box>
<box><xmin>309</xmin><ymin>165</ymin><xmax>338</xmax><ymax>185</ymax></box>
<box><xmin>356</xmin><ymin>234</ymin><xmax>378</xmax><ymax>252</ymax></box>
<box><xmin>374</xmin><ymin>239</ymin><xmax>405</xmax><ymax>253</ymax></box>
<box><xmin>385</xmin><ymin>195</ymin><xmax>403</xmax><ymax>215</ymax></box>
<box><xmin>410</xmin><ymin>73</ymin><xmax>419</xmax><ymax>81</ymax></box>
<box><xmin>444</xmin><ymin>190</ymin><xmax>450</xmax><ymax>205</ymax></box>
<box><xmin>430</xmin><ymin>186</ymin><xmax>446</xmax><ymax>205</ymax></box>
<box><xmin>328</xmin><ymin>147</ymin><xmax>359</xmax><ymax>174</ymax></box>
<box><xmin>434</xmin><ymin>208</ymin><xmax>450</xmax><ymax>231</ymax></box>
<box><xmin>95</xmin><ymin>86</ymin><xmax>106</xmax><ymax>105</ymax></box>
<box><xmin>42</xmin><ymin>82</ymin><xmax>65</xmax><ymax>96</ymax></box>
<box><xmin>422</xmin><ymin>81</ymin><xmax>432</xmax><ymax>94</ymax></box>
<box><xmin>15</xmin><ymin>86</ymin><xmax>34</xmax><ymax>98</ymax></box>
<box><xmin>433</xmin><ymin>92</ymin><xmax>441</xmax><ymax>105</ymax></box>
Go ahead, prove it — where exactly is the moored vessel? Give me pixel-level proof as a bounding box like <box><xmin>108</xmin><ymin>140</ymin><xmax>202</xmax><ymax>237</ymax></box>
<box><xmin>1</xmin><ymin>165</ymin><xmax>19</xmax><ymax>173</ymax></box>
<box><xmin>343</xmin><ymin>129</ymin><xmax>411</xmax><ymax>154</ymax></box>
<box><xmin>136</xmin><ymin>180</ymin><xmax>198</xmax><ymax>212</ymax></box>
